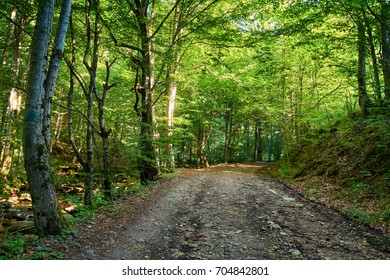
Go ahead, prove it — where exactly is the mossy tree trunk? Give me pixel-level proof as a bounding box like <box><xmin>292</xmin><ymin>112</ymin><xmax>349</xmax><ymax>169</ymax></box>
<box><xmin>131</xmin><ymin>0</ymin><xmax>159</xmax><ymax>184</ymax></box>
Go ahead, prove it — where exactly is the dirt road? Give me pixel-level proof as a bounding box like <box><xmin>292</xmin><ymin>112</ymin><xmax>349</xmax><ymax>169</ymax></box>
<box><xmin>54</xmin><ymin>164</ymin><xmax>389</xmax><ymax>260</ymax></box>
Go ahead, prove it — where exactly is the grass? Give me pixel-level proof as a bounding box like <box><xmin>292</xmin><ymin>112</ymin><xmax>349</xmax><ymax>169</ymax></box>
<box><xmin>342</xmin><ymin>207</ymin><xmax>390</xmax><ymax>228</ymax></box>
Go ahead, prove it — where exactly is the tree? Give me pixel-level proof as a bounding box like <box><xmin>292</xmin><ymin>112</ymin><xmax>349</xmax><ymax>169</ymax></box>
<box><xmin>161</xmin><ymin>0</ymin><xmax>225</xmax><ymax>168</ymax></box>
<box><xmin>163</xmin><ymin>2</ymin><xmax>182</xmax><ymax>169</ymax></box>
<box><xmin>0</xmin><ymin>1</ymin><xmax>30</xmax><ymax>176</ymax></box>
<box><xmin>65</xmin><ymin>0</ymin><xmax>116</xmax><ymax>204</ymax></box>
<box><xmin>109</xmin><ymin>0</ymin><xmax>179</xmax><ymax>183</ymax></box>
<box><xmin>379</xmin><ymin>0</ymin><xmax>390</xmax><ymax>101</ymax></box>
<box><xmin>22</xmin><ymin>0</ymin><xmax>71</xmax><ymax>237</ymax></box>
<box><xmin>357</xmin><ymin>16</ymin><xmax>370</xmax><ymax>114</ymax></box>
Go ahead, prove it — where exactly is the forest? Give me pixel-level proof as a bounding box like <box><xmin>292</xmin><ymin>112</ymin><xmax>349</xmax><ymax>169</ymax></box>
<box><xmin>0</xmin><ymin>0</ymin><xmax>389</xmax><ymax>259</ymax></box>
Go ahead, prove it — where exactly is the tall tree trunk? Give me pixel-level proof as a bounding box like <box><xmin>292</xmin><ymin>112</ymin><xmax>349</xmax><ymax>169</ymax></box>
<box><xmin>224</xmin><ymin>107</ymin><xmax>233</xmax><ymax>164</ymax></box>
<box><xmin>197</xmin><ymin>123</ymin><xmax>209</xmax><ymax>169</ymax></box>
<box><xmin>84</xmin><ymin>97</ymin><xmax>93</xmax><ymax>206</ymax></box>
<box><xmin>1</xmin><ymin>7</ymin><xmax>16</xmax><ymax>65</ymax></box>
<box><xmin>96</xmin><ymin>60</ymin><xmax>115</xmax><ymax>200</ymax></box>
<box><xmin>165</xmin><ymin>71</ymin><xmax>178</xmax><ymax>168</ymax></box>
<box><xmin>357</xmin><ymin>20</ymin><xmax>370</xmax><ymax>114</ymax></box>
<box><xmin>365</xmin><ymin>12</ymin><xmax>382</xmax><ymax>102</ymax></box>
<box><xmin>136</xmin><ymin>1</ymin><xmax>159</xmax><ymax>184</ymax></box>
<box><xmin>52</xmin><ymin>112</ymin><xmax>64</xmax><ymax>149</ymax></box>
<box><xmin>43</xmin><ymin>0</ymin><xmax>72</xmax><ymax>148</ymax></box>
<box><xmin>23</xmin><ymin>0</ymin><xmax>70</xmax><ymax>237</ymax></box>
<box><xmin>274</xmin><ymin>132</ymin><xmax>282</xmax><ymax>161</ymax></box>
<box><xmin>254</xmin><ymin>118</ymin><xmax>262</xmax><ymax>162</ymax></box>
<box><xmin>244</xmin><ymin>120</ymin><xmax>250</xmax><ymax>162</ymax></box>
<box><xmin>113</xmin><ymin>0</ymin><xmax>186</xmax><ymax>182</ymax></box>
<box><xmin>67</xmin><ymin>14</ymin><xmax>86</xmax><ymax>170</ymax></box>
<box><xmin>267</xmin><ymin>125</ymin><xmax>274</xmax><ymax>162</ymax></box>
<box><xmin>230</xmin><ymin>123</ymin><xmax>237</xmax><ymax>162</ymax></box>
<box><xmin>0</xmin><ymin>5</ymin><xmax>24</xmax><ymax>176</ymax></box>
<box><xmin>82</xmin><ymin>0</ymin><xmax>99</xmax><ymax>206</ymax></box>
<box><xmin>138</xmin><ymin>78</ymin><xmax>158</xmax><ymax>183</ymax></box>
<box><xmin>164</xmin><ymin>4</ymin><xmax>183</xmax><ymax>169</ymax></box>
<box><xmin>380</xmin><ymin>1</ymin><xmax>390</xmax><ymax>100</ymax></box>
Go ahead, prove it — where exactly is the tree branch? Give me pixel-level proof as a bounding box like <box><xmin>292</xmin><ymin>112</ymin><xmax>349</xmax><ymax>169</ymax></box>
<box><xmin>366</xmin><ymin>3</ymin><xmax>380</xmax><ymax>20</ymax></box>
<box><xmin>132</xmin><ymin>68</ymin><xmax>141</xmax><ymax>117</ymax></box>
<box><xmin>149</xmin><ymin>0</ymin><xmax>182</xmax><ymax>40</ymax></box>
<box><xmin>53</xmin><ymin>100</ymin><xmax>101</xmax><ymax>135</ymax></box>
<box><xmin>0</xmin><ymin>9</ymin><xmax>33</xmax><ymax>37</ymax></box>
<box><xmin>63</xmin><ymin>55</ymin><xmax>88</xmax><ymax>96</ymax></box>
<box><xmin>183</xmin><ymin>0</ymin><xmax>221</xmax><ymax>29</ymax></box>
<box><xmin>100</xmin><ymin>0</ymin><xmax>143</xmax><ymax>54</ymax></box>
<box><xmin>313</xmin><ymin>83</ymin><xmax>343</xmax><ymax>108</ymax></box>
<box><xmin>102</xmin><ymin>59</ymin><xmax>117</xmax><ymax>103</ymax></box>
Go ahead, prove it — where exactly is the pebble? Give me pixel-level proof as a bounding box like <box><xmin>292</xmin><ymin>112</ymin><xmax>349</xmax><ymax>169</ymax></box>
<box><xmin>289</xmin><ymin>249</ymin><xmax>301</xmax><ymax>256</ymax></box>
<box><xmin>283</xmin><ymin>196</ymin><xmax>296</xmax><ymax>202</ymax></box>
<box><xmin>86</xmin><ymin>249</ymin><xmax>95</xmax><ymax>256</ymax></box>
<box><xmin>268</xmin><ymin>221</ymin><xmax>281</xmax><ymax>230</ymax></box>
<box><xmin>35</xmin><ymin>246</ymin><xmax>45</xmax><ymax>252</ymax></box>
<box><xmin>268</xmin><ymin>189</ymin><xmax>277</xmax><ymax>194</ymax></box>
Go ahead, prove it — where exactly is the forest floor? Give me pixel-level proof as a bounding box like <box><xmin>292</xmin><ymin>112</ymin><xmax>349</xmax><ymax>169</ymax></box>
<box><xmin>37</xmin><ymin>163</ymin><xmax>389</xmax><ymax>260</ymax></box>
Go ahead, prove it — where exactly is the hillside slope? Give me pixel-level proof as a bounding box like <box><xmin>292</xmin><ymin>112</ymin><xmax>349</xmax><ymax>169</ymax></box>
<box><xmin>281</xmin><ymin>114</ymin><xmax>390</xmax><ymax>234</ymax></box>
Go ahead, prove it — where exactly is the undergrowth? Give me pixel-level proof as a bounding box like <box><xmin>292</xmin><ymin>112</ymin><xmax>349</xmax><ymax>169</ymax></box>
<box><xmin>280</xmin><ymin>113</ymin><xmax>390</xmax><ymax>232</ymax></box>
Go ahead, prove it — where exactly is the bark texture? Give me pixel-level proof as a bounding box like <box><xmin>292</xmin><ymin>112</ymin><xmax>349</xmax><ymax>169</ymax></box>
<box><xmin>23</xmin><ymin>0</ymin><xmax>71</xmax><ymax>237</ymax></box>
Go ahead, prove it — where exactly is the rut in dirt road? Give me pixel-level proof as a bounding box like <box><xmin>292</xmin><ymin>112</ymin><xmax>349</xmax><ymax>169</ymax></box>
<box><xmin>67</xmin><ymin>164</ymin><xmax>390</xmax><ymax>260</ymax></box>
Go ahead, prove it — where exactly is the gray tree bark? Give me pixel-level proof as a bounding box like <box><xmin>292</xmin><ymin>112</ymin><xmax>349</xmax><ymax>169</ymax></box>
<box><xmin>43</xmin><ymin>0</ymin><xmax>72</xmax><ymax>148</ymax></box>
<box><xmin>22</xmin><ymin>0</ymin><xmax>71</xmax><ymax>237</ymax></box>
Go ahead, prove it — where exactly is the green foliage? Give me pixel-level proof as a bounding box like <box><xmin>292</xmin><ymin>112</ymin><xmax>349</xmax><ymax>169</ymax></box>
<box><xmin>0</xmin><ymin>234</ymin><xmax>67</xmax><ymax>260</ymax></box>
<box><xmin>0</xmin><ymin>179</ymin><xmax>8</xmax><ymax>200</ymax></box>
<box><xmin>28</xmin><ymin>250</ymin><xmax>64</xmax><ymax>260</ymax></box>
<box><xmin>160</xmin><ymin>170</ymin><xmax>180</xmax><ymax>180</ymax></box>
<box><xmin>342</xmin><ymin>207</ymin><xmax>390</xmax><ymax>228</ymax></box>
<box><xmin>0</xmin><ymin>234</ymin><xmax>25</xmax><ymax>259</ymax></box>
<box><xmin>124</xmin><ymin>182</ymin><xmax>154</xmax><ymax>198</ymax></box>
<box><xmin>278</xmin><ymin>162</ymin><xmax>295</xmax><ymax>179</ymax></box>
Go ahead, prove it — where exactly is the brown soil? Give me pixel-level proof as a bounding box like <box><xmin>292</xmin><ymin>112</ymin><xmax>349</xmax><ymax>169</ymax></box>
<box><xmin>41</xmin><ymin>163</ymin><xmax>390</xmax><ymax>260</ymax></box>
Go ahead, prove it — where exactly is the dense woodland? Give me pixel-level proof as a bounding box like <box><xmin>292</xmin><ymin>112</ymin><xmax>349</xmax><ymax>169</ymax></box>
<box><xmin>0</xmin><ymin>0</ymin><xmax>389</xmax><ymax>243</ymax></box>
